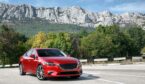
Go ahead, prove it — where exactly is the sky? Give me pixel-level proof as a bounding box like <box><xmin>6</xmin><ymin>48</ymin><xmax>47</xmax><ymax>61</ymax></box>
<box><xmin>0</xmin><ymin>0</ymin><xmax>145</xmax><ymax>13</ymax></box>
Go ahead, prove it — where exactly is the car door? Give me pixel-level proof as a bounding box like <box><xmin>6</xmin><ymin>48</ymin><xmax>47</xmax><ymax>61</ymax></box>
<box><xmin>21</xmin><ymin>52</ymin><xmax>29</xmax><ymax>72</ymax></box>
<box><xmin>29</xmin><ymin>49</ymin><xmax>39</xmax><ymax>74</ymax></box>
<box><xmin>23</xmin><ymin>49</ymin><xmax>33</xmax><ymax>72</ymax></box>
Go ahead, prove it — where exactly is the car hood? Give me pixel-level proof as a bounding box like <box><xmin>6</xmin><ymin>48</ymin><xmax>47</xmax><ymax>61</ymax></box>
<box><xmin>39</xmin><ymin>57</ymin><xmax>78</xmax><ymax>64</ymax></box>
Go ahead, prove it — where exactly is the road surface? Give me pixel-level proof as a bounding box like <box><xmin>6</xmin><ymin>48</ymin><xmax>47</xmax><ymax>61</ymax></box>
<box><xmin>0</xmin><ymin>63</ymin><xmax>145</xmax><ymax>84</ymax></box>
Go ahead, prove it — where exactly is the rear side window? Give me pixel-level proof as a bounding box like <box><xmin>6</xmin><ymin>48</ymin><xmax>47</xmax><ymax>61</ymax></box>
<box><xmin>31</xmin><ymin>49</ymin><xmax>37</xmax><ymax>56</ymax></box>
<box><xmin>24</xmin><ymin>49</ymin><xmax>33</xmax><ymax>57</ymax></box>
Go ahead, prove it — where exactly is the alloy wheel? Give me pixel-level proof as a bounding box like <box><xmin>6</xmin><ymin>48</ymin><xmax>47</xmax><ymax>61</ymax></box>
<box><xmin>36</xmin><ymin>65</ymin><xmax>45</xmax><ymax>80</ymax></box>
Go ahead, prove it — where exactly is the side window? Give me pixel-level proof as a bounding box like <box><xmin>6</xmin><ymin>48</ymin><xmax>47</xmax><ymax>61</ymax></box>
<box><xmin>32</xmin><ymin>49</ymin><xmax>37</xmax><ymax>56</ymax></box>
<box><xmin>24</xmin><ymin>49</ymin><xmax>33</xmax><ymax>57</ymax></box>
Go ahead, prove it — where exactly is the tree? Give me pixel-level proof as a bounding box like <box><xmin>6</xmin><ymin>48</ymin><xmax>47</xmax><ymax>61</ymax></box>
<box><xmin>42</xmin><ymin>32</ymin><xmax>57</xmax><ymax>48</ymax></box>
<box><xmin>125</xmin><ymin>27</ymin><xmax>145</xmax><ymax>56</ymax></box>
<box><xmin>80</xmin><ymin>25</ymin><xmax>130</xmax><ymax>60</ymax></box>
<box><xmin>53</xmin><ymin>32</ymin><xmax>74</xmax><ymax>55</ymax></box>
<box><xmin>27</xmin><ymin>32</ymin><xmax>81</xmax><ymax>58</ymax></box>
<box><xmin>0</xmin><ymin>25</ymin><xmax>27</xmax><ymax>66</ymax></box>
<box><xmin>31</xmin><ymin>32</ymin><xmax>47</xmax><ymax>48</ymax></box>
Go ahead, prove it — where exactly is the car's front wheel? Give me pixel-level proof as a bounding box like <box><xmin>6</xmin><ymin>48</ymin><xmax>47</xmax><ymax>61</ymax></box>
<box><xmin>36</xmin><ymin>65</ymin><xmax>46</xmax><ymax>80</ymax></box>
<box><xmin>19</xmin><ymin>64</ymin><xmax>26</xmax><ymax>75</ymax></box>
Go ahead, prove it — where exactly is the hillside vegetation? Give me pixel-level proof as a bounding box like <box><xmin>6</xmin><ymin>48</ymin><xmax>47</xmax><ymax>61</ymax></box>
<box><xmin>0</xmin><ymin>20</ymin><xmax>94</xmax><ymax>37</ymax></box>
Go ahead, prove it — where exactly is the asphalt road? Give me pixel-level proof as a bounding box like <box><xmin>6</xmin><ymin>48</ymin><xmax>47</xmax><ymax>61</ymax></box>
<box><xmin>0</xmin><ymin>63</ymin><xmax>145</xmax><ymax>84</ymax></box>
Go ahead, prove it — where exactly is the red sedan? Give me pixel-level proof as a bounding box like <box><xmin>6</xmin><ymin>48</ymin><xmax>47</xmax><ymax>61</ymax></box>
<box><xmin>19</xmin><ymin>48</ymin><xmax>82</xmax><ymax>80</ymax></box>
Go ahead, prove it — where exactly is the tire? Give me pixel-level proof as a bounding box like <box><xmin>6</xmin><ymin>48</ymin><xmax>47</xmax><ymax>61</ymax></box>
<box><xmin>36</xmin><ymin>65</ymin><xmax>46</xmax><ymax>80</ymax></box>
<box><xmin>19</xmin><ymin>64</ymin><xmax>26</xmax><ymax>75</ymax></box>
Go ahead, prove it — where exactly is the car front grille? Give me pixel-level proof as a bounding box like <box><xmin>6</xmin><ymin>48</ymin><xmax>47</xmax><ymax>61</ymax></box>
<box><xmin>59</xmin><ymin>63</ymin><xmax>77</xmax><ymax>70</ymax></box>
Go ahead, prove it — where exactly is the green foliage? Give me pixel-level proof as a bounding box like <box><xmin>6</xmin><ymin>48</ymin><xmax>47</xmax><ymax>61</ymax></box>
<box><xmin>80</xmin><ymin>25</ymin><xmax>145</xmax><ymax>60</ymax></box>
<box><xmin>0</xmin><ymin>25</ymin><xmax>28</xmax><ymax>66</ymax></box>
<box><xmin>1</xmin><ymin>23</ymin><xmax>145</xmax><ymax>65</ymax></box>
<box><xmin>125</xmin><ymin>27</ymin><xmax>145</xmax><ymax>56</ymax></box>
<box><xmin>27</xmin><ymin>25</ymin><xmax>145</xmax><ymax>60</ymax></box>
<box><xmin>27</xmin><ymin>32</ymin><xmax>80</xmax><ymax>58</ymax></box>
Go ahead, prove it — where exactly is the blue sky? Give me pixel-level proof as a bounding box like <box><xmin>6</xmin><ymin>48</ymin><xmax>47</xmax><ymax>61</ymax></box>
<box><xmin>0</xmin><ymin>0</ymin><xmax>145</xmax><ymax>13</ymax></box>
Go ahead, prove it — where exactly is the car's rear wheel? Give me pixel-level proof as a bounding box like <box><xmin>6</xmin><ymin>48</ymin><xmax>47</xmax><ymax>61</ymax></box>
<box><xmin>19</xmin><ymin>64</ymin><xmax>26</xmax><ymax>75</ymax></box>
<box><xmin>36</xmin><ymin>65</ymin><xmax>46</xmax><ymax>80</ymax></box>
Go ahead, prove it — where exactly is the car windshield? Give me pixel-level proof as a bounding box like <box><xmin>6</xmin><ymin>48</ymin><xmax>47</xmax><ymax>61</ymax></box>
<box><xmin>37</xmin><ymin>49</ymin><xmax>66</xmax><ymax>57</ymax></box>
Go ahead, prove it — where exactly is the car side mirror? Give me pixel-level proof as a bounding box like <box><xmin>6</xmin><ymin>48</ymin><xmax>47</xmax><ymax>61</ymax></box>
<box><xmin>30</xmin><ymin>54</ymin><xmax>35</xmax><ymax>59</ymax></box>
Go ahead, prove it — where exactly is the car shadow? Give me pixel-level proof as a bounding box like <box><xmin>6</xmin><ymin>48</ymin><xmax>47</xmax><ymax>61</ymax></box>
<box><xmin>27</xmin><ymin>73</ymin><xmax>99</xmax><ymax>81</ymax></box>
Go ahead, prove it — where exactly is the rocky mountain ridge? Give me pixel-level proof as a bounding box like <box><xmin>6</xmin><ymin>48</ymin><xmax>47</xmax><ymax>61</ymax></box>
<box><xmin>0</xmin><ymin>2</ymin><xmax>145</xmax><ymax>28</ymax></box>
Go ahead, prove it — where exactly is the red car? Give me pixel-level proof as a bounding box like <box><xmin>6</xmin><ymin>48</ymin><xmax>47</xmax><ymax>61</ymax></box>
<box><xmin>19</xmin><ymin>48</ymin><xmax>82</xmax><ymax>80</ymax></box>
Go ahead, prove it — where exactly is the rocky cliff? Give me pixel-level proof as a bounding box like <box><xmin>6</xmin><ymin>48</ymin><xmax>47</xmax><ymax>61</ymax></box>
<box><xmin>0</xmin><ymin>3</ymin><xmax>145</xmax><ymax>28</ymax></box>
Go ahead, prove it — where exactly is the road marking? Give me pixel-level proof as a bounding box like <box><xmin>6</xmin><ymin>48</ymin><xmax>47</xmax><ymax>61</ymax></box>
<box><xmin>98</xmin><ymin>79</ymin><xmax>125</xmax><ymax>84</ymax></box>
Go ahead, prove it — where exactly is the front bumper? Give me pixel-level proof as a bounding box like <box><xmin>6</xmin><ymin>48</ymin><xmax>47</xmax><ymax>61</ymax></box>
<box><xmin>43</xmin><ymin>64</ymin><xmax>82</xmax><ymax>77</ymax></box>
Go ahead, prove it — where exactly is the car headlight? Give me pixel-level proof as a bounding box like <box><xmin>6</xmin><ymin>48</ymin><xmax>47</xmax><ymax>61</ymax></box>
<box><xmin>44</xmin><ymin>62</ymin><xmax>57</xmax><ymax>66</ymax></box>
<box><xmin>77</xmin><ymin>61</ymin><xmax>82</xmax><ymax>68</ymax></box>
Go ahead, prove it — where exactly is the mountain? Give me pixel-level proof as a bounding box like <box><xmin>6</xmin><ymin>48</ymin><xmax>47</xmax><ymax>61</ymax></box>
<box><xmin>0</xmin><ymin>2</ymin><xmax>145</xmax><ymax>28</ymax></box>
